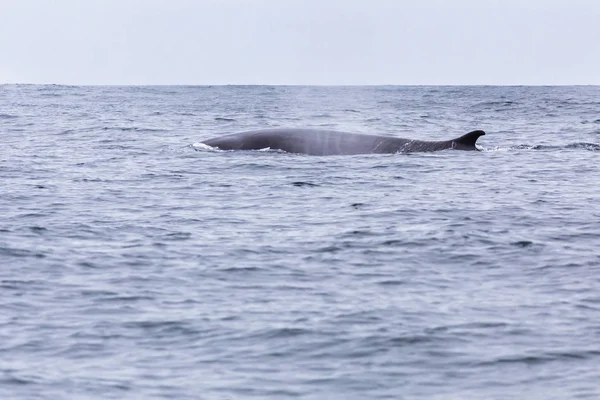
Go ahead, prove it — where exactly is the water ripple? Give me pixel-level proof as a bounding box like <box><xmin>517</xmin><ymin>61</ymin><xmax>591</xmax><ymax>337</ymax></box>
<box><xmin>2</xmin><ymin>85</ymin><xmax>600</xmax><ymax>400</ymax></box>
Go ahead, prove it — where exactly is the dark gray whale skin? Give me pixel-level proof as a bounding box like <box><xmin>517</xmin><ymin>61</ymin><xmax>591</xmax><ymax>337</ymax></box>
<box><xmin>202</xmin><ymin>128</ymin><xmax>485</xmax><ymax>156</ymax></box>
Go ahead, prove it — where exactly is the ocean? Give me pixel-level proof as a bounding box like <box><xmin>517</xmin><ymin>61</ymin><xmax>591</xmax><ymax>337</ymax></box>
<box><xmin>1</xmin><ymin>84</ymin><xmax>600</xmax><ymax>399</ymax></box>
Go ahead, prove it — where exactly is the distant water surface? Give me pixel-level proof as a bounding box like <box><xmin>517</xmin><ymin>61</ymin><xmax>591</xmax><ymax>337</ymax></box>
<box><xmin>1</xmin><ymin>85</ymin><xmax>600</xmax><ymax>400</ymax></box>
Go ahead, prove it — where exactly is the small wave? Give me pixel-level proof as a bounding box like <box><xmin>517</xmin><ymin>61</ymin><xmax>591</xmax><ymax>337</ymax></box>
<box><xmin>0</xmin><ymin>375</ymin><xmax>34</xmax><ymax>386</ymax></box>
<box><xmin>102</xmin><ymin>295</ymin><xmax>155</xmax><ymax>302</ymax></box>
<box><xmin>314</xmin><ymin>123</ymin><xmax>336</xmax><ymax>127</ymax></box>
<box><xmin>377</xmin><ymin>279</ymin><xmax>405</xmax><ymax>286</ymax></box>
<box><xmin>565</xmin><ymin>142</ymin><xmax>600</xmax><ymax>151</ymax></box>
<box><xmin>98</xmin><ymin>144</ymin><xmax>132</xmax><ymax>151</ymax></box>
<box><xmin>489</xmin><ymin>143</ymin><xmax>592</xmax><ymax>152</ymax></box>
<box><xmin>102</xmin><ymin>126</ymin><xmax>169</xmax><ymax>132</ymax></box>
<box><xmin>471</xmin><ymin>100</ymin><xmax>520</xmax><ymax>112</ymax></box>
<box><xmin>78</xmin><ymin>261</ymin><xmax>99</xmax><ymax>269</ymax></box>
<box><xmin>291</xmin><ymin>181</ymin><xmax>319</xmax><ymax>187</ymax></box>
<box><xmin>580</xmin><ymin>119</ymin><xmax>600</xmax><ymax>124</ymax></box>
<box><xmin>314</xmin><ymin>245</ymin><xmax>342</xmax><ymax>253</ymax></box>
<box><xmin>220</xmin><ymin>266</ymin><xmax>262</xmax><ymax>273</ymax></box>
<box><xmin>511</xmin><ymin>240</ymin><xmax>534</xmax><ymax>248</ymax></box>
<box><xmin>134</xmin><ymin>127</ymin><xmax>170</xmax><ymax>133</ymax></box>
<box><xmin>0</xmin><ymin>246</ymin><xmax>46</xmax><ymax>258</ymax></box>
<box><xmin>161</xmin><ymin>231</ymin><xmax>192</xmax><ymax>241</ymax></box>
<box><xmin>260</xmin><ymin>327</ymin><xmax>311</xmax><ymax>339</ymax></box>
<box><xmin>343</xmin><ymin>109</ymin><xmax>360</xmax><ymax>113</ymax></box>
<box><xmin>191</xmin><ymin>142</ymin><xmax>215</xmax><ymax>151</ymax></box>
<box><xmin>382</xmin><ymin>239</ymin><xmax>405</xmax><ymax>246</ymax></box>
<box><xmin>340</xmin><ymin>229</ymin><xmax>380</xmax><ymax>238</ymax></box>
<box><xmin>190</xmin><ymin>143</ymin><xmax>286</xmax><ymax>153</ymax></box>
<box><xmin>507</xmin><ymin>142</ymin><xmax>600</xmax><ymax>152</ymax></box>
<box><xmin>477</xmin><ymin>349</ymin><xmax>600</xmax><ymax>366</ymax></box>
<box><xmin>38</xmin><ymin>84</ymin><xmax>78</xmax><ymax>90</ymax></box>
<box><xmin>0</xmin><ymin>113</ymin><xmax>18</xmax><ymax>119</ymax></box>
<box><xmin>488</xmin><ymin>144</ymin><xmax>548</xmax><ymax>151</ymax></box>
<box><xmin>474</xmin><ymin>100</ymin><xmax>516</xmax><ymax>107</ymax></box>
<box><xmin>215</xmin><ymin>117</ymin><xmax>236</xmax><ymax>121</ymax></box>
<box><xmin>522</xmin><ymin>144</ymin><xmax>549</xmax><ymax>150</ymax></box>
<box><xmin>340</xmin><ymin>333</ymin><xmax>435</xmax><ymax>356</ymax></box>
<box><xmin>125</xmin><ymin>320</ymin><xmax>199</xmax><ymax>336</ymax></box>
<box><xmin>59</xmin><ymin>126</ymin><xmax>103</xmax><ymax>134</ymax></box>
<box><xmin>29</xmin><ymin>226</ymin><xmax>48</xmax><ymax>234</ymax></box>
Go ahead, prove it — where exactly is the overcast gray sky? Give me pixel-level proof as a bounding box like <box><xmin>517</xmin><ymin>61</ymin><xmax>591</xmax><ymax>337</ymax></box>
<box><xmin>1</xmin><ymin>0</ymin><xmax>599</xmax><ymax>85</ymax></box>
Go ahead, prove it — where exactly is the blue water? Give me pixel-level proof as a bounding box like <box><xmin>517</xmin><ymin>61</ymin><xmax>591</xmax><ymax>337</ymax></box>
<box><xmin>1</xmin><ymin>85</ymin><xmax>600</xmax><ymax>399</ymax></box>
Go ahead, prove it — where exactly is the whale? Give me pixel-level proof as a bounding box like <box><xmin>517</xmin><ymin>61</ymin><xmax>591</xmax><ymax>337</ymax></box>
<box><xmin>201</xmin><ymin>128</ymin><xmax>485</xmax><ymax>156</ymax></box>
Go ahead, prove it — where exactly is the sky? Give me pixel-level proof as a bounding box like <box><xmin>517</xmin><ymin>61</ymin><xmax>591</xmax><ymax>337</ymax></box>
<box><xmin>1</xmin><ymin>0</ymin><xmax>599</xmax><ymax>85</ymax></box>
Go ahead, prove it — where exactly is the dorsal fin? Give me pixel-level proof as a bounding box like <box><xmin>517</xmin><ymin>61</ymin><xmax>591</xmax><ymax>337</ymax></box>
<box><xmin>453</xmin><ymin>130</ymin><xmax>485</xmax><ymax>149</ymax></box>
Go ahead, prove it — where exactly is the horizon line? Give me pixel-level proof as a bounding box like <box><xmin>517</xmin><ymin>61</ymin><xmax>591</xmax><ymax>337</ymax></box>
<box><xmin>2</xmin><ymin>82</ymin><xmax>600</xmax><ymax>87</ymax></box>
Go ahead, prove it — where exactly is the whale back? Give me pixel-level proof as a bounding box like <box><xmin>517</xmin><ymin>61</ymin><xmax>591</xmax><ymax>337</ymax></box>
<box><xmin>203</xmin><ymin>128</ymin><xmax>387</xmax><ymax>156</ymax></box>
<box><xmin>202</xmin><ymin>128</ymin><xmax>485</xmax><ymax>155</ymax></box>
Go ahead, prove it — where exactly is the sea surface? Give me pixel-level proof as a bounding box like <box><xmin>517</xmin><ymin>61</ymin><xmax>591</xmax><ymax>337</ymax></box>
<box><xmin>1</xmin><ymin>85</ymin><xmax>600</xmax><ymax>400</ymax></box>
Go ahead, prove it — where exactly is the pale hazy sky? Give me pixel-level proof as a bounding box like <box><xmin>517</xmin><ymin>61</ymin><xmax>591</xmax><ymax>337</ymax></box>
<box><xmin>1</xmin><ymin>0</ymin><xmax>599</xmax><ymax>85</ymax></box>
